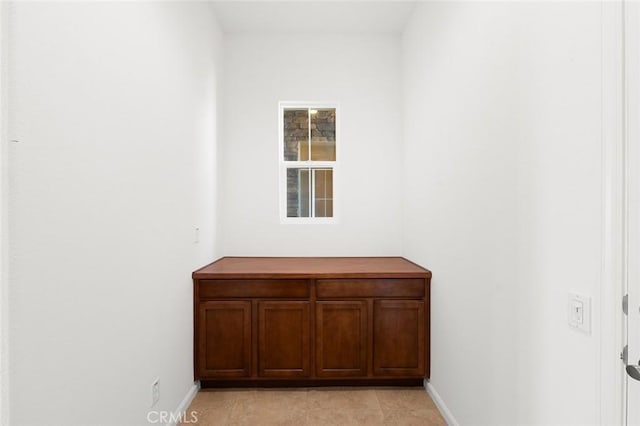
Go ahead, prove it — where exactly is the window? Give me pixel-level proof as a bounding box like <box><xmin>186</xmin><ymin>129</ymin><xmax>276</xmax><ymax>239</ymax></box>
<box><xmin>279</xmin><ymin>103</ymin><xmax>337</xmax><ymax>223</ymax></box>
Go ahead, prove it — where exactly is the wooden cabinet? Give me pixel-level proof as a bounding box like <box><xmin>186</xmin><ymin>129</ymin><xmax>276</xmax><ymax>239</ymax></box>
<box><xmin>315</xmin><ymin>301</ymin><xmax>367</xmax><ymax>377</ymax></box>
<box><xmin>373</xmin><ymin>300</ymin><xmax>425</xmax><ymax>376</ymax></box>
<box><xmin>259</xmin><ymin>301</ymin><xmax>310</xmax><ymax>377</ymax></box>
<box><xmin>193</xmin><ymin>257</ymin><xmax>431</xmax><ymax>386</ymax></box>
<box><xmin>197</xmin><ymin>301</ymin><xmax>251</xmax><ymax>378</ymax></box>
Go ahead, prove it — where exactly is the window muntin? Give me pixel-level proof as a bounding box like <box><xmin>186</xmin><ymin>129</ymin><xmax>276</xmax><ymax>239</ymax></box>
<box><xmin>280</xmin><ymin>104</ymin><xmax>337</xmax><ymax>222</ymax></box>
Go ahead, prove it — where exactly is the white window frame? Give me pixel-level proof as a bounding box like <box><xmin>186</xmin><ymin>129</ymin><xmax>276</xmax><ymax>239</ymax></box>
<box><xmin>278</xmin><ymin>101</ymin><xmax>339</xmax><ymax>224</ymax></box>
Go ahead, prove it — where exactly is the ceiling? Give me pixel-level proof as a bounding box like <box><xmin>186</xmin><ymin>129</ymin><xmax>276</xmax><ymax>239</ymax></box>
<box><xmin>210</xmin><ymin>1</ymin><xmax>417</xmax><ymax>34</ymax></box>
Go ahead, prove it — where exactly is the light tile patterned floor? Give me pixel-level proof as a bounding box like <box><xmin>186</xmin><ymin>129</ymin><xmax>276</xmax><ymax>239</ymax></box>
<box><xmin>180</xmin><ymin>387</ymin><xmax>447</xmax><ymax>425</ymax></box>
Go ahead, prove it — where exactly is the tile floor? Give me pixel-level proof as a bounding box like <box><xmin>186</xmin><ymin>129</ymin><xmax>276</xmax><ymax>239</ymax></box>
<box><xmin>180</xmin><ymin>387</ymin><xmax>446</xmax><ymax>425</ymax></box>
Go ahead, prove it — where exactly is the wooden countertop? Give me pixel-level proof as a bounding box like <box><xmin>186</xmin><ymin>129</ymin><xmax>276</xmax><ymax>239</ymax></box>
<box><xmin>193</xmin><ymin>257</ymin><xmax>431</xmax><ymax>279</ymax></box>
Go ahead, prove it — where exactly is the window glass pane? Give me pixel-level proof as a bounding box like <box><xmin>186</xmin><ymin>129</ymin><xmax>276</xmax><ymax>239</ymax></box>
<box><xmin>313</xmin><ymin>168</ymin><xmax>333</xmax><ymax>218</ymax></box>
<box><xmin>283</xmin><ymin>109</ymin><xmax>309</xmax><ymax>161</ymax></box>
<box><xmin>286</xmin><ymin>168</ymin><xmax>310</xmax><ymax>217</ymax></box>
<box><xmin>286</xmin><ymin>168</ymin><xmax>333</xmax><ymax>218</ymax></box>
<box><xmin>310</xmin><ymin>109</ymin><xmax>336</xmax><ymax>161</ymax></box>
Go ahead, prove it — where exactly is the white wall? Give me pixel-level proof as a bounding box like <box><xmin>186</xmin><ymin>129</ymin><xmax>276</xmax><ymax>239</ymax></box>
<box><xmin>402</xmin><ymin>2</ymin><xmax>604</xmax><ymax>425</ymax></box>
<box><xmin>0</xmin><ymin>2</ymin><xmax>9</xmax><ymax>425</ymax></box>
<box><xmin>402</xmin><ymin>3</ymin><xmax>520</xmax><ymax>424</ymax></box>
<box><xmin>218</xmin><ymin>33</ymin><xmax>403</xmax><ymax>256</ymax></box>
<box><xmin>515</xmin><ymin>3</ymin><xmax>602</xmax><ymax>425</ymax></box>
<box><xmin>7</xmin><ymin>2</ymin><xmax>222</xmax><ymax>425</ymax></box>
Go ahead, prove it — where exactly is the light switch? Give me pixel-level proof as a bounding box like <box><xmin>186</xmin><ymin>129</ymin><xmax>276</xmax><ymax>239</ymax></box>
<box><xmin>570</xmin><ymin>300</ymin><xmax>583</xmax><ymax>324</ymax></box>
<box><xmin>568</xmin><ymin>293</ymin><xmax>591</xmax><ymax>334</ymax></box>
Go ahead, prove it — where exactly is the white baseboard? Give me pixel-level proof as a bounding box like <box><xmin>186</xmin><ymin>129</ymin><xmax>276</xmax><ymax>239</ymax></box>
<box><xmin>424</xmin><ymin>379</ymin><xmax>459</xmax><ymax>426</ymax></box>
<box><xmin>167</xmin><ymin>381</ymin><xmax>200</xmax><ymax>426</ymax></box>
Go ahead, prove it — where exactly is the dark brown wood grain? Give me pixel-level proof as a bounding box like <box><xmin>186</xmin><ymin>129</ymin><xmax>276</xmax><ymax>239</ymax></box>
<box><xmin>193</xmin><ymin>256</ymin><xmax>431</xmax><ymax>385</ymax></box>
<box><xmin>426</xmin><ymin>280</ymin><xmax>431</xmax><ymax>379</ymax></box>
<box><xmin>315</xmin><ymin>301</ymin><xmax>368</xmax><ymax>377</ymax></box>
<box><xmin>198</xmin><ymin>301</ymin><xmax>251</xmax><ymax>378</ymax></box>
<box><xmin>193</xmin><ymin>257</ymin><xmax>431</xmax><ymax>279</ymax></box>
<box><xmin>200</xmin><ymin>378</ymin><xmax>424</xmax><ymax>388</ymax></box>
<box><xmin>198</xmin><ymin>279</ymin><xmax>309</xmax><ymax>299</ymax></box>
<box><xmin>258</xmin><ymin>301</ymin><xmax>310</xmax><ymax>378</ymax></box>
<box><xmin>316</xmin><ymin>278</ymin><xmax>424</xmax><ymax>299</ymax></box>
<box><xmin>373</xmin><ymin>300</ymin><xmax>425</xmax><ymax>377</ymax></box>
<box><xmin>258</xmin><ymin>302</ymin><xmax>310</xmax><ymax>377</ymax></box>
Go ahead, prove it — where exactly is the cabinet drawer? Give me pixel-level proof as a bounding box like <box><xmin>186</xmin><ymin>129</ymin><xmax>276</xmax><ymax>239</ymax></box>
<box><xmin>316</xmin><ymin>279</ymin><xmax>424</xmax><ymax>299</ymax></box>
<box><xmin>198</xmin><ymin>279</ymin><xmax>309</xmax><ymax>299</ymax></box>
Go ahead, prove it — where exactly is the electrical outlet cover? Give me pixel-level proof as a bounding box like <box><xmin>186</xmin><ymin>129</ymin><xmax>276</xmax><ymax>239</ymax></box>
<box><xmin>151</xmin><ymin>378</ymin><xmax>160</xmax><ymax>407</ymax></box>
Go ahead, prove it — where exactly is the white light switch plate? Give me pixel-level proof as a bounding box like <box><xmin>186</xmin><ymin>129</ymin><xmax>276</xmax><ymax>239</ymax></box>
<box><xmin>568</xmin><ymin>293</ymin><xmax>591</xmax><ymax>334</ymax></box>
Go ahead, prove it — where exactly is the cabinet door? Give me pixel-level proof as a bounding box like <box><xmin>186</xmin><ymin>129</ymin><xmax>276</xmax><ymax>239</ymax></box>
<box><xmin>316</xmin><ymin>301</ymin><xmax>367</xmax><ymax>377</ymax></box>
<box><xmin>197</xmin><ymin>301</ymin><xmax>251</xmax><ymax>378</ymax></box>
<box><xmin>373</xmin><ymin>300</ymin><xmax>425</xmax><ymax>377</ymax></box>
<box><xmin>258</xmin><ymin>301</ymin><xmax>310</xmax><ymax>377</ymax></box>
